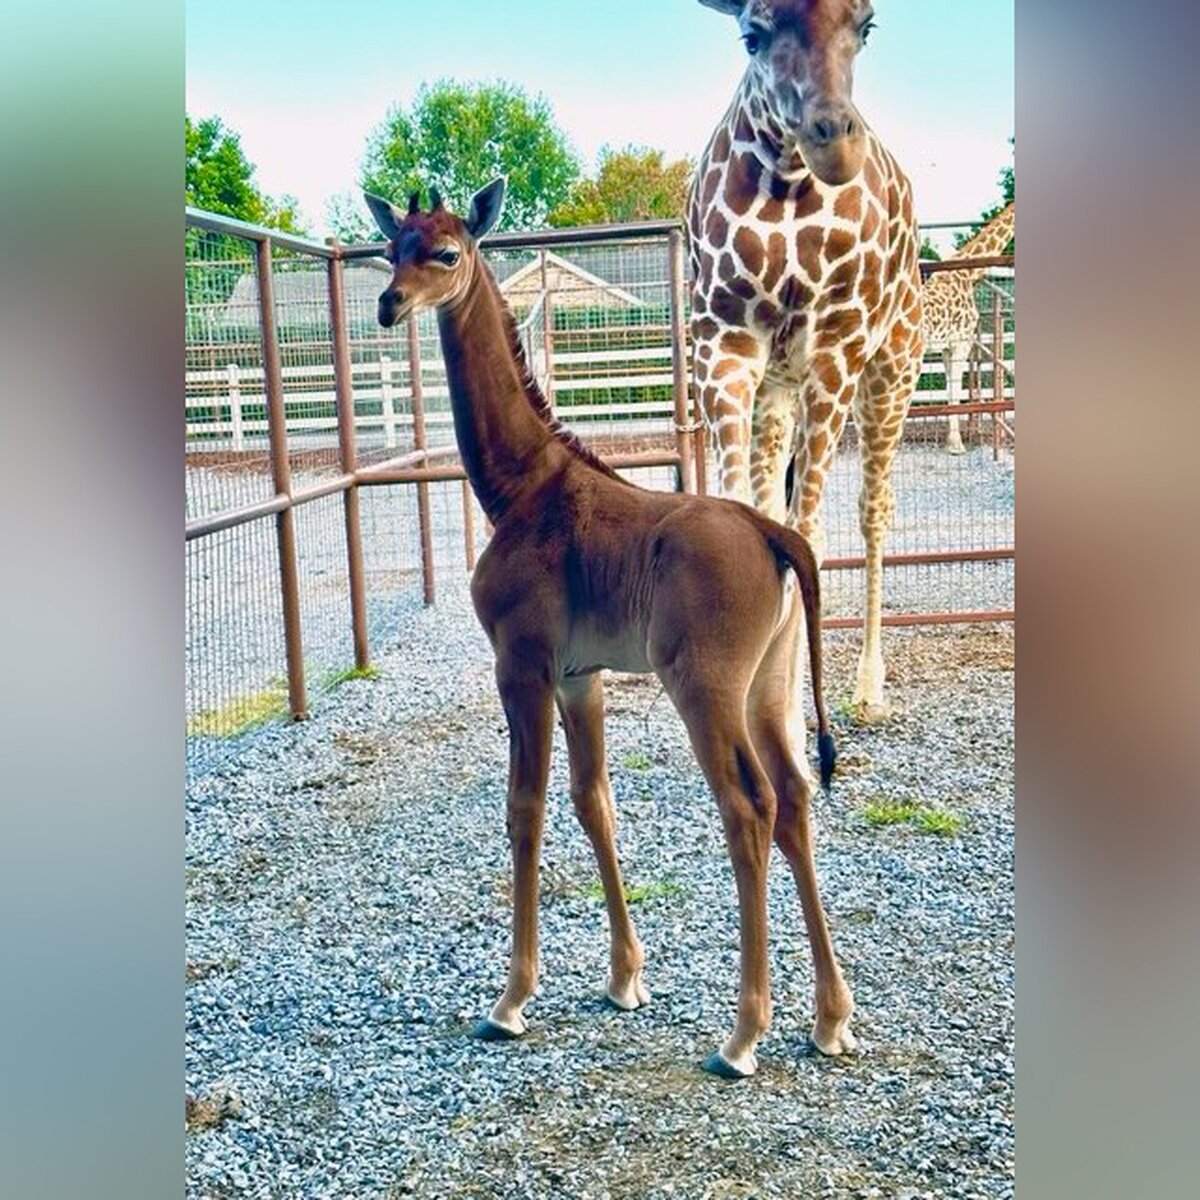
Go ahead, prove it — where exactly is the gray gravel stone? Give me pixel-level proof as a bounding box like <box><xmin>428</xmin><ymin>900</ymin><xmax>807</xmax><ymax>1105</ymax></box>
<box><xmin>186</xmin><ymin>581</ymin><xmax>1013</xmax><ymax>1198</ymax></box>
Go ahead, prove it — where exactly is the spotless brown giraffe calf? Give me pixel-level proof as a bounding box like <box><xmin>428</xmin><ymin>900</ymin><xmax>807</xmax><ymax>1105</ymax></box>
<box><xmin>366</xmin><ymin>179</ymin><xmax>856</xmax><ymax>1078</ymax></box>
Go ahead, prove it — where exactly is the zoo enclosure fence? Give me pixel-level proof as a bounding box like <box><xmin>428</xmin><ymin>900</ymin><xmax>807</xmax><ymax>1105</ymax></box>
<box><xmin>185</xmin><ymin>208</ymin><xmax>1014</xmax><ymax>758</ymax></box>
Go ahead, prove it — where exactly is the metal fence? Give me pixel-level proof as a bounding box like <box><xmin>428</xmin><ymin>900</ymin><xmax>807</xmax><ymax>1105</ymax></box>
<box><xmin>185</xmin><ymin>208</ymin><xmax>1013</xmax><ymax>764</ymax></box>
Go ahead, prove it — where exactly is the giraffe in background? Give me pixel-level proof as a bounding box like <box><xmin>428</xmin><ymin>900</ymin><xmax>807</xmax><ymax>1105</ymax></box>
<box><xmin>922</xmin><ymin>202</ymin><xmax>1015</xmax><ymax>452</ymax></box>
<box><xmin>688</xmin><ymin>0</ymin><xmax>924</xmax><ymax>729</ymax></box>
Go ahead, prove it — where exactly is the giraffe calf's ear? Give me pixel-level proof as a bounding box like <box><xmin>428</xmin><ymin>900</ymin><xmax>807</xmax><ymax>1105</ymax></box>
<box><xmin>466</xmin><ymin>177</ymin><xmax>506</xmax><ymax>240</ymax></box>
<box><xmin>698</xmin><ymin>0</ymin><xmax>744</xmax><ymax>15</ymax></box>
<box><xmin>364</xmin><ymin>193</ymin><xmax>403</xmax><ymax>241</ymax></box>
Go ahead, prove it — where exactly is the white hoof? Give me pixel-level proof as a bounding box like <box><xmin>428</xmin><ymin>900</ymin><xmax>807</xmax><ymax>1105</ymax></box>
<box><xmin>811</xmin><ymin>1019</ymin><xmax>858</xmax><ymax>1056</ymax></box>
<box><xmin>606</xmin><ymin>969</ymin><xmax>650</xmax><ymax>1011</ymax></box>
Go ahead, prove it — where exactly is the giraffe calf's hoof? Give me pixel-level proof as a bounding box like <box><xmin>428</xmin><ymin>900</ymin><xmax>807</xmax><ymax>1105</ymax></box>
<box><xmin>946</xmin><ymin>442</ymin><xmax>967</xmax><ymax>456</ymax></box>
<box><xmin>811</xmin><ymin>1021</ymin><xmax>858</xmax><ymax>1057</ymax></box>
<box><xmin>702</xmin><ymin>1049</ymin><xmax>758</xmax><ymax>1080</ymax></box>
<box><xmin>473</xmin><ymin>1014</ymin><xmax>527</xmax><ymax>1041</ymax></box>
<box><xmin>605</xmin><ymin>970</ymin><xmax>651</xmax><ymax>1011</ymax></box>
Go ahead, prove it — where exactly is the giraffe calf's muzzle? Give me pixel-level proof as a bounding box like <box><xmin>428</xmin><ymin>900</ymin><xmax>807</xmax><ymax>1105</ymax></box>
<box><xmin>378</xmin><ymin>290</ymin><xmax>409</xmax><ymax>328</ymax></box>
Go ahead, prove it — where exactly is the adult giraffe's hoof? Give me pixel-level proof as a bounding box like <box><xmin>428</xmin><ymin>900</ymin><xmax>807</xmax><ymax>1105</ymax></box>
<box><xmin>702</xmin><ymin>1049</ymin><xmax>757</xmax><ymax>1079</ymax></box>
<box><xmin>605</xmin><ymin>969</ymin><xmax>651</xmax><ymax>1011</ymax></box>
<box><xmin>472</xmin><ymin>1012</ymin><xmax>527</xmax><ymax>1041</ymax></box>
<box><xmin>811</xmin><ymin>1019</ymin><xmax>858</xmax><ymax>1057</ymax></box>
<box><xmin>852</xmin><ymin>699</ymin><xmax>892</xmax><ymax>725</ymax></box>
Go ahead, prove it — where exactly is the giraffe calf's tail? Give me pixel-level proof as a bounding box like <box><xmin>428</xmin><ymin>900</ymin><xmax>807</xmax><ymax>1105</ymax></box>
<box><xmin>747</xmin><ymin>511</ymin><xmax>837</xmax><ymax>789</ymax></box>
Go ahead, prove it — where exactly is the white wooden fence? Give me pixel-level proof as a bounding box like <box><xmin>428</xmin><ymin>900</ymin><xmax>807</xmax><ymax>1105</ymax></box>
<box><xmin>185</xmin><ymin>333</ymin><xmax>1015</xmax><ymax>451</ymax></box>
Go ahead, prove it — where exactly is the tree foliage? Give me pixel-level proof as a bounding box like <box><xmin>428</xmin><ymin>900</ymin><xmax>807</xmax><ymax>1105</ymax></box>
<box><xmin>547</xmin><ymin>146</ymin><xmax>695</xmax><ymax>227</ymax></box>
<box><xmin>347</xmin><ymin>80</ymin><xmax>580</xmax><ymax>238</ymax></box>
<box><xmin>185</xmin><ymin>115</ymin><xmax>306</xmax><ymax>233</ymax></box>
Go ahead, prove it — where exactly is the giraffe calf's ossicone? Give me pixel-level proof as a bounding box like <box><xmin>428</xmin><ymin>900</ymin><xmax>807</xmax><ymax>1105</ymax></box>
<box><xmin>367</xmin><ymin>179</ymin><xmax>854</xmax><ymax>1079</ymax></box>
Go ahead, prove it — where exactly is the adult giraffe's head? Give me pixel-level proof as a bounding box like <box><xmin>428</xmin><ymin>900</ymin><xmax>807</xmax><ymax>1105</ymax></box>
<box><xmin>700</xmin><ymin>0</ymin><xmax>875</xmax><ymax>186</ymax></box>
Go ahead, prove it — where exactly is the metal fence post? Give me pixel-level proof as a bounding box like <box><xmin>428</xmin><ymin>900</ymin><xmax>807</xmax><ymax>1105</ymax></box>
<box><xmin>992</xmin><ymin>296</ymin><xmax>1003</xmax><ymax>461</ymax></box>
<box><xmin>256</xmin><ymin>237</ymin><xmax>307</xmax><ymax>720</ymax></box>
<box><xmin>462</xmin><ymin>480</ymin><xmax>477</xmax><ymax>573</ymax></box>
<box><xmin>539</xmin><ymin>249</ymin><xmax>556</xmax><ymax>410</ymax></box>
<box><xmin>327</xmin><ymin>243</ymin><xmax>370</xmax><ymax>670</ymax></box>
<box><xmin>407</xmin><ymin>315</ymin><xmax>437</xmax><ymax>605</ymax></box>
<box><xmin>667</xmin><ymin>229</ymin><xmax>696</xmax><ymax>494</ymax></box>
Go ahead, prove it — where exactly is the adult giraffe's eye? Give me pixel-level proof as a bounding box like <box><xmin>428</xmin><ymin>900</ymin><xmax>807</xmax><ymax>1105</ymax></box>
<box><xmin>860</xmin><ymin>17</ymin><xmax>877</xmax><ymax>43</ymax></box>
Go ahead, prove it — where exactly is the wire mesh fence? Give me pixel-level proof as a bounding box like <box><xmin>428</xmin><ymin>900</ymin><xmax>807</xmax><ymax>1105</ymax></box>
<box><xmin>184</xmin><ymin>208</ymin><xmax>1013</xmax><ymax>772</ymax></box>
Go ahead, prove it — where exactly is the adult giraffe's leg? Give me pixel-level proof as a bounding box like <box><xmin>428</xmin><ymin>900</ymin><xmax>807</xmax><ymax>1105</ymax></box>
<box><xmin>750</xmin><ymin>383</ymin><xmax>797</xmax><ymax>525</ymax></box>
<box><xmin>780</xmin><ymin>374</ymin><xmax>853</xmax><ymax>766</ymax></box>
<box><xmin>555</xmin><ymin>675</ymin><xmax>648</xmax><ymax>1012</ymax></box>
<box><xmin>851</xmin><ymin>345</ymin><xmax>921</xmax><ymax>719</ymax></box>
<box><xmin>747</xmin><ymin>639</ymin><xmax>855</xmax><ymax>1055</ymax></box>
<box><xmin>692</xmin><ymin>326</ymin><xmax>767</xmax><ymax>506</ymax></box>
<box><xmin>475</xmin><ymin>653</ymin><xmax>556</xmax><ymax>1041</ymax></box>
<box><xmin>944</xmin><ymin>343</ymin><xmax>966</xmax><ymax>454</ymax></box>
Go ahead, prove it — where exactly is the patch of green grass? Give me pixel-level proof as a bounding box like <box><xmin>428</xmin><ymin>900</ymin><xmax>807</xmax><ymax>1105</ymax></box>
<box><xmin>863</xmin><ymin>800</ymin><xmax>922</xmax><ymax>827</ymax></box>
<box><xmin>914</xmin><ymin>809</ymin><xmax>967</xmax><ymax>837</ymax></box>
<box><xmin>862</xmin><ymin>799</ymin><xmax>967</xmax><ymax>837</ymax></box>
<box><xmin>579</xmin><ymin>878</ymin><xmax>684</xmax><ymax>905</ymax></box>
<box><xmin>318</xmin><ymin>664</ymin><xmax>380</xmax><ymax>692</ymax></box>
<box><xmin>187</xmin><ymin>680</ymin><xmax>288</xmax><ymax>737</ymax></box>
<box><xmin>621</xmin><ymin>750</ymin><xmax>653</xmax><ymax>771</ymax></box>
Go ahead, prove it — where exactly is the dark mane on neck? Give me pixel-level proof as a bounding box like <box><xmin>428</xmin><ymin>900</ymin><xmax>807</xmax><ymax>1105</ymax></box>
<box><xmin>477</xmin><ymin>261</ymin><xmax>625</xmax><ymax>483</ymax></box>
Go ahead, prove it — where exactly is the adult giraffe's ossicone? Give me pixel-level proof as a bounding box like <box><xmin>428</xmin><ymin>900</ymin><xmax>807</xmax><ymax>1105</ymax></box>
<box><xmin>689</xmin><ymin>0</ymin><xmax>924</xmax><ymax>731</ymax></box>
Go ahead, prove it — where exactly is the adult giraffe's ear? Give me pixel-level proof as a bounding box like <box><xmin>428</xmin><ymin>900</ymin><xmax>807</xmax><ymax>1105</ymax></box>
<box><xmin>698</xmin><ymin>0</ymin><xmax>744</xmax><ymax>15</ymax></box>
<box><xmin>364</xmin><ymin>193</ymin><xmax>403</xmax><ymax>241</ymax></box>
<box><xmin>465</xmin><ymin>177</ymin><xmax>506</xmax><ymax>241</ymax></box>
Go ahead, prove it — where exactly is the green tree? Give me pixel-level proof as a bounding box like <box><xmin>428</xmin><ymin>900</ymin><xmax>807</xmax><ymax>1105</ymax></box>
<box><xmin>185</xmin><ymin>115</ymin><xmax>306</xmax><ymax>233</ymax></box>
<box><xmin>547</xmin><ymin>146</ymin><xmax>695</xmax><ymax>227</ymax></box>
<box><xmin>918</xmin><ymin>236</ymin><xmax>941</xmax><ymax>261</ymax></box>
<box><xmin>348</xmin><ymin>80</ymin><xmax>580</xmax><ymax>237</ymax></box>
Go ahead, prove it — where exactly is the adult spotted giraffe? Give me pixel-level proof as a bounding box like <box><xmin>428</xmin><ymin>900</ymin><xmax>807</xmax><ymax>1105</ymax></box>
<box><xmin>922</xmin><ymin>201</ymin><xmax>1015</xmax><ymax>453</ymax></box>
<box><xmin>688</xmin><ymin>0</ymin><xmax>924</xmax><ymax>727</ymax></box>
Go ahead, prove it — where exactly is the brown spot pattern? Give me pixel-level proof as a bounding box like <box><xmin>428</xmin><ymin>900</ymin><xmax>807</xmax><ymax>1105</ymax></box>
<box><xmin>796</xmin><ymin>228</ymin><xmax>824</xmax><ymax>282</ymax></box>
<box><xmin>720</xmin><ymin>330</ymin><xmax>758</xmax><ymax>358</ymax></box>
<box><xmin>705</xmin><ymin>209</ymin><xmax>729</xmax><ymax>249</ymax></box>
<box><xmin>762</xmin><ymin>232</ymin><xmax>788</xmax><ymax>292</ymax></box>
<box><xmin>834</xmin><ymin>188</ymin><xmax>863</xmax><ymax>222</ymax></box>
<box><xmin>734</xmin><ymin>227</ymin><xmax>764</xmax><ymax>276</ymax></box>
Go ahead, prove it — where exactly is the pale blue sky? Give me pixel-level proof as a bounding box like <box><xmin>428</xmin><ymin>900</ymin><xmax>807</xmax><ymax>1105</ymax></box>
<box><xmin>186</xmin><ymin>1</ymin><xmax>1013</xmax><ymax>242</ymax></box>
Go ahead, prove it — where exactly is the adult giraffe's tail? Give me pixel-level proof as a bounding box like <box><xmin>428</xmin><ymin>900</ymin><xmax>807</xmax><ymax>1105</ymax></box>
<box><xmin>746</xmin><ymin>509</ymin><xmax>837</xmax><ymax>789</ymax></box>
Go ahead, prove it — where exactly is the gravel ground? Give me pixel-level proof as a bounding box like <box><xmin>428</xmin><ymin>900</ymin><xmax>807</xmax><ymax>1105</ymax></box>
<box><xmin>186</xmin><ymin>581</ymin><xmax>1013</xmax><ymax>1199</ymax></box>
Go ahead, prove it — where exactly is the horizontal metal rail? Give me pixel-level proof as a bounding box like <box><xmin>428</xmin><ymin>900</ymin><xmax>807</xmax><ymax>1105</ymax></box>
<box><xmin>823</xmin><ymin>547</ymin><xmax>1014</xmax><ymax>571</ymax></box>
<box><xmin>185</xmin><ymin>207</ymin><xmax>335</xmax><ymax>257</ymax></box>
<box><xmin>339</xmin><ymin>218</ymin><xmax>686</xmax><ymax>260</ymax></box>
<box><xmin>921</xmin><ymin>255</ymin><xmax>1013</xmax><ymax>277</ymax></box>
<box><xmin>823</xmin><ymin>610</ymin><xmax>1014</xmax><ymax>630</ymax></box>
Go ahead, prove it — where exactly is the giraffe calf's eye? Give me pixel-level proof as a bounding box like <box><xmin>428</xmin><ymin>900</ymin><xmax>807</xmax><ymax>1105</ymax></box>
<box><xmin>433</xmin><ymin>248</ymin><xmax>460</xmax><ymax>266</ymax></box>
<box><xmin>742</xmin><ymin>30</ymin><xmax>761</xmax><ymax>56</ymax></box>
<box><xmin>860</xmin><ymin>18</ymin><xmax>876</xmax><ymax>42</ymax></box>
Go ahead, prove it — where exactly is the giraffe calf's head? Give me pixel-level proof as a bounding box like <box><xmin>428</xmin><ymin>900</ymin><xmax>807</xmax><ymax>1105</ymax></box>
<box><xmin>364</xmin><ymin>179</ymin><xmax>506</xmax><ymax>328</ymax></box>
<box><xmin>700</xmin><ymin>0</ymin><xmax>874</xmax><ymax>185</ymax></box>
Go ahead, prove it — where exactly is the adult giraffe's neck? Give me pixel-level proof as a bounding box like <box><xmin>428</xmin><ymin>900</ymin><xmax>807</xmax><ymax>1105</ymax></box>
<box><xmin>435</xmin><ymin>260</ymin><xmax>567</xmax><ymax>525</ymax></box>
<box><xmin>957</xmin><ymin>203</ymin><xmax>1015</xmax><ymax>259</ymax></box>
